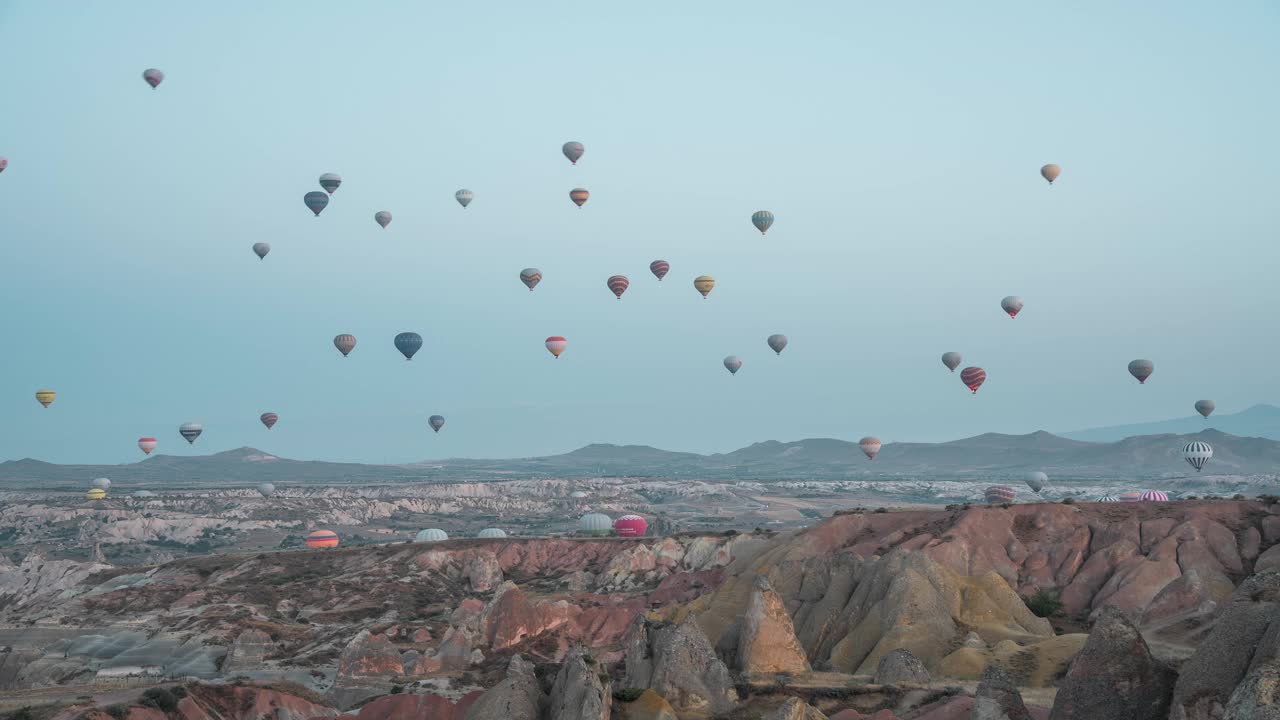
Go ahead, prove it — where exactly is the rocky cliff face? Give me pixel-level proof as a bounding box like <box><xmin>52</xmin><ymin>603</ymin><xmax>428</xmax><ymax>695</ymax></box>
<box><xmin>547</xmin><ymin>645</ymin><xmax>611</xmax><ymax>720</ymax></box>
<box><xmin>1047</xmin><ymin>606</ymin><xmax>1175</xmax><ymax>720</ymax></box>
<box><xmin>624</xmin><ymin>615</ymin><xmax>737</xmax><ymax>715</ymax></box>
<box><xmin>463</xmin><ymin>654</ymin><xmax>546</xmax><ymax>720</ymax></box>
<box><xmin>222</xmin><ymin>629</ymin><xmax>272</xmax><ymax>673</ymax></box>
<box><xmin>737</xmin><ymin>576</ymin><xmax>811</xmax><ymax>675</ymax></box>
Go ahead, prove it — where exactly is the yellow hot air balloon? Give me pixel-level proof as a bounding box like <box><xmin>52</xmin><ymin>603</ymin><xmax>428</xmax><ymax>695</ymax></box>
<box><xmin>693</xmin><ymin>275</ymin><xmax>716</xmax><ymax>299</ymax></box>
<box><xmin>86</xmin><ymin>488</ymin><xmax>107</xmax><ymax>500</ymax></box>
<box><xmin>35</xmin><ymin>389</ymin><xmax>56</xmax><ymax>408</ymax></box>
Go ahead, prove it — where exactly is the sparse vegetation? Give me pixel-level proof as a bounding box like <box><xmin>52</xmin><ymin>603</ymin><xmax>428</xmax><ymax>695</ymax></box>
<box><xmin>1061</xmin><ymin>497</ymin><xmax>1075</xmax><ymax>505</ymax></box>
<box><xmin>104</xmin><ymin>705</ymin><xmax>129</xmax><ymax>720</ymax></box>
<box><xmin>1024</xmin><ymin>588</ymin><xmax>1063</xmax><ymax>618</ymax></box>
<box><xmin>613</xmin><ymin>688</ymin><xmax>646</xmax><ymax>702</ymax></box>
<box><xmin>390</xmin><ymin>685</ymin><xmax>403</xmax><ymax>694</ymax></box>
<box><xmin>874</xmin><ymin>507</ymin><xmax>888</xmax><ymax>514</ymax></box>
<box><xmin>140</xmin><ymin>686</ymin><xmax>184</xmax><ymax>713</ymax></box>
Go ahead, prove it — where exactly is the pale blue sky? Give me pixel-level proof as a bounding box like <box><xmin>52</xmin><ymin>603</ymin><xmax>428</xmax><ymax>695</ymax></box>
<box><xmin>2</xmin><ymin>2</ymin><xmax>1278</xmax><ymax>464</ymax></box>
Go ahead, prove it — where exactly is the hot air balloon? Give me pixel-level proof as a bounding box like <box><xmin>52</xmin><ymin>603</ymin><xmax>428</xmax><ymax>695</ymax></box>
<box><xmin>258</xmin><ymin>483</ymin><xmax>275</xmax><ymax>497</ymax></box>
<box><xmin>133</xmin><ymin>490</ymin><xmax>156</xmax><ymax>498</ymax></box>
<box><xmin>1183</xmin><ymin>441</ymin><xmax>1213</xmax><ymax>472</ymax></box>
<box><xmin>1140</xmin><ymin>490</ymin><xmax>1170</xmax><ymax>501</ymax></box>
<box><xmin>334</xmin><ymin>334</ymin><xmax>357</xmax><ymax>357</ymax></box>
<box><xmin>87</xmin><ymin>488</ymin><xmax>107</xmax><ymax>500</ymax></box>
<box><xmin>650</xmin><ymin>260</ymin><xmax>669</xmax><ymax>281</ymax></box>
<box><xmin>694</xmin><ymin>275</ymin><xmax>716</xmax><ymax>298</ymax></box>
<box><xmin>1128</xmin><ymin>359</ymin><xmax>1154</xmax><ymax>384</ymax></box>
<box><xmin>569</xmin><ymin>188</ymin><xmax>590</xmax><ymax>207</ymax></box>
<box><xmin>751</xmin><ymin>210</ymin><xmax>775</xmax><ymax>235</ymax></box>
<box><xmin>374</xmin><ymin>211</ymin><xmax>392</xmax><ymax>228</ymax></box>
<box><xmin>305</xmin><ymin>530</ymin><xmax>340</xmax><ymax>549</ymax></box>
<box><xmin>569</xmin><ymin>490</ymin><xmax>589</xmax><ymax>499</ymax></box>
<box><xmin>252</xmin><ymin>242</ymin><xmax>270</xmax><ymax>260</ymax></box>
<box><xmin>1195</xmin><ymin>400</ymin><xmax>1215</xmax><ymax>419</ymax></box>
<box><xmin>546</xmin><ymin>336</ymin><xmax>567</xmax><ymax>358</ymax></box>
<box><xmin>562</xmin><ymin>141</ymin><xmax>584</xmax><ymax>165</ymax></box>
<box><xmin>142</xmin><ymin>68</ymin><xmax>164</xmax><ymax>89</ymax></box>
<box><xmin>1118</xmin><ymin>491</ymin><xmax>1143</xmax><ymax>502</ymax></box>
<box><xmin>723</xmin><ymin>356</ymin><xmax>742</xmax><ymax>375</ymax></box>
<box><xmin>960</xmin><ymin>367</ymin><xmax>987</xmax><ymax>394</ymax></box>
<box><xmin>455</xmin><ymin>189</ymin><xmax>473</xmax><ymax>208</ymax></box>
<box><xmin>614</xmin><ymin>514</ymin><xmax>648</xmax><ymax>537</ymax></box>
<box><xmin>859</xmin><ymin>437</ymin><xmax>882</xmax><ymax>460</ymax></box>
<box><xmin>578</xmin><ymin>513</ymin><xmax>612</xmax><ymax>536</ymax></box>
<box><xmin>304</xmin><ymin>191</ymin><xmax>329</xmax><ymax>216</ymax></box>
<box><xmin>35</xmin><ymin>389</ymin><xmax>56</xmax><ymax>408</ymax></box>
<box><xmin>0</xmin><ymin>157</ymin><xmax>8</xmax><ymax>174</ymax></box>
<box><xmin>1096</xmin><ymin>495</ymin><xmax>1119</xmax><ymax>503</ymax></box>
<box><xmin>91</xmin><ymin>478</ymin><xmax>111</xmax><ymax>490</ymax></box>
<box><xmin>985</xmin><ymin>485</ymin><xmax>1017</xmax><ymax>504</ymax></box>
<box><xmin>416</xmin><ymin>528</ymin><xmax>448</xmax><ymax>542</ymax></box>
<box><xmin>138</xmin><ymin>437</ymin><xmax>157</xmax><ymax>455</ymax></box>
<box><xmin>179</xmin><ymin>422</ymin><xmax>203</xmax><ymax>445</ymax></box>
<box><xmin>520</xmin><ymin>268</ymin><xmax>542</xmax><ymax>290</ymax></box>
<box><xmin>319</xmin><ymin>173</ymin><xmax>342</xmax><ymax>194</ymax></box>
<box><xmin>1040</xmin><ymin>164</ymin><xmax>1061</xmax><ymax>185</ymax></box>
<box><xmin>394</xmin><ymin>332</ymin><xmax>423</xmax><ymax>360</ymax></box>
<box><xmin>1025</xmin><ymin>471</ymin><xmax>1048</xmax><ymax>493</ymax></box>
<box><xmin>767</xmin><ymin>334</ymin><xmax>788</xmax><ymax>355</ymax></box>
<box><xmin>260</xmin><ymin>412</ymin><xmax>278</xmax><ymax>430</ymax></box>
<box><xmin>941</xmin><ymin>352</ymin><xmax>962</xmax><ymax>373</ymax></box>
<box><xmin>429</xmin><ymin>415</ymin><xmax>445</xmax><ymax>433</ymax></box>
<box><xmin>1001</xmin><ymin>296</ymin><xmax>1024</xmax><ymax>319</ymax></box>
<box><xmin>477</xmin><ymin>528</ymin><xmax>507</xmax><ymax>539</ymax></box>
<box><xmin>607</xmin><ymin>275</ymin><xmax>630</xmax><ymax>299</ymax></box>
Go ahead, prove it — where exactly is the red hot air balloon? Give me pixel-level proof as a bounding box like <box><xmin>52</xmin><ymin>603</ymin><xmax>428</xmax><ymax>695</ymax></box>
<box><xmin>260</xmin><ymin>412</ymin><xmax>278</xmax><ymax>430</ymax></box>
<box><xmin>569</xmin><ymin>188</ymin><xmax>590</xmax><ymax>207</ymax></box>
<box><xmin>138</xmin><ymin>437</ymin><xmax>157</xmax><ymax>455</ymax></box>
<box><xmin>614</xmin><ymin>515</ymin><xmax>648</xmax><ymax>537</ymax></box>
<box><xmin>960</xmin><ymin>367</ymin><xmax>987</xmax><ymax>394</ymax></box>
<box><xmin>545</xmin><ymin>336</ymin><xmax>567</xmax><ymax>358</ymax></box>
<box><xmin>650</xmin><ymin>260</ymin><xmax>669</xmax><ymax>281</ymax></box>
<box><xmin>607</xmin><ymin>275</ymin><xmax>629</xmax><ymax>299</ymax></box>
<box><xmin>305</xmin><ymin>530</ymin><xmax>340</xmax><ymax>548</ymax></box>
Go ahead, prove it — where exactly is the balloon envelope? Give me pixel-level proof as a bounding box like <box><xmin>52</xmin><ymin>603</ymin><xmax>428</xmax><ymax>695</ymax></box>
<box><xmin>569</xmin><ymin>188</ymin><xmax>590</xmax><ymax>207</ymax></box>
<box><xmin>305</xmin><ymin>530</ymin><xmax>339</xmax><ymax>549</ymax></box>
<box><xmin>87</xmin><ymin>488</ymin><xmax>107</xmax><ymax>500</ymax></box>
<box><xmin>455</xmin><ymin>189</ymin><xmax>473</xmax><ymax>207</ymax></box>
<box><xmin>142</xmin><ymin>68</ymin><xmax>164</xmax><ymax>88</ymax></box>
<box><xmin>578</xmin><ymin>513</ymin><xmax>612</xmax><ymax>536</ymax></box>
<box><xmin>416</xmin><ymin>528</ymin><xmax>448</xmax><ymax>542</ymax></box>
<box><xmin>257</xmin><ymin>483</ymin><xmax>275</xmax><ymax>497</ymax></box>
<box><xmin>35</xmin><ymin>389</ymin><xmax>56</xmax><ymax>408</ymax></box>
<box><xmin>614</xmin><ymin>514</ymin><xmax>648</xmax><ymax>537</ymax></box>
<box><xmin>1183</xmin><ymin>441</ymin><xmax>1212</xmax><ymax>472</ymax></box>
<box><xmin>859</xmin><ymin>437</ymin><xmax>881</xmax><ymax>460</ymax></box>
<box><xmin>0</xmin><ymin>157</ymin><xmax>8</xmax><ymax>174</ymax></box>
<box><xmin>751</xmin><ymin>210</ymin><xmax>775</xmax><ymax>235</ymax></box>
<box><xmin>260</xmin><ymin>412</ymin><xmax>278</xmax><ymax>430</ymax></box>
<box><xmin>985</xmin><ymin>485</ymin><xmax>1017</xmax><ymax>504</ymax></box>
<box><xmin>520</xmin><ymin>268</ymin><xmax>542</xmax><ymax>290</ymax></box>
<box><xmin>1195</xmin><ymin>400</ymin><xmax>1215</xmax><ymax>419</ymax></box>
<box><xmin>723</xmin><ymin>356</ymin><xmax>742</xmax><ymax>375</ymax></box>
<box><xmin>252</xmin><ymin>242</ymin><xmax>270</xmax><ymax>259</ymax></box>
<box><xmin>694</xmin><ymin>275</ymin><xmax>716</xmax><ymax>298</ymax></box>
<box><xmin>91</xmin><ymin>478</ymin><xmax>111</xmax><ymax>490</ymax></box>
<box><xmin>546</xmin><ymin>336</ymin><xmax>567</xmax><ymax>358</ymax></box>
<box><xmin>562</xmin><ymin>141</ymin><xmax>584</xmax><ymax>165</ymax></box>
<box><xmin>477</xmin><ymin>528</ymin><xmax>507</xmax><ymax>538</ymax></box>
<box><xmin>607</xmin><ymin>275</ymin><xmax>630</xmax><ymax>299</ymax></box>
<box><xmin>334</xmin><ymin>334</ymin><xmax>357</xmax><ymax>357</ymax></box>
<box><xmin>650</xmin><ymin>260</ymin><xmax>669</xmax><ymax>281</ymax></box>
<box><xmin>1001</xmin><ymin>296</ymin><xmax>1024</xmax><ymax>318</ymax></box>
<box><xmin>394</xmin><ymin>332</ymin><xmax>423</xmax><ymax>360</ymax></box>
<box><xmin>1025</xmin><ymin>471</ymin><xmax>1048</xmax><ymax>493</ymax></box>
<box><xmin>374</xmin><ymin>211</ymin><xmax>392</xmax><ymax>228</ymax></box>
<box><xmin>1128</xmin><ymin>359</ymin><xmax>1154</xmax><ymax>384</ymax></box>
<box><xmin>941</xmin><ymin>352</ymin><xmax>962</xmax><ymax>372</ymax></box>
<box><xmin>179</xmin><ymin>422</ymin><xmax>203</xmax><ymax>444</ymax></box>
<box><xmin>960</xmin><ymin>367</ymin><xmax>987</xmax><ymax>393</ymax></box>
<box><xmin>319</xmin><ymin>173</ymin><xmax>342</xmax><ymax>194</ymax></box>
<box><xmin>138</xmin><ymin>437</ymin><xmax>157</xmax><ymax>455</ymax></box>
<box><xmin>429</xmin><ymin>415</ymin><xmax>445</xmax><ymax>433</ymax></box>
<box><xmin>1040</xmin><ymin>164</ymin><xmax>1061</xmax><ymax>184</ymax></box>
<box><xmin>767</xmin><ymin>334</ymin><xmax>788</xmax><ymax>355</ymax></box>
<box><xmin>304</xmin><ymin>191</ymin><xmax>329</xmax><ymax>216</ymax></box>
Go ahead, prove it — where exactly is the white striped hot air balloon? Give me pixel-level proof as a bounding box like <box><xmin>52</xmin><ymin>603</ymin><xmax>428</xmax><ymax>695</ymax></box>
<box><xmin>1140</xmin><ymin>490</ymin><xmax>1170</xmax><ymax>501</ymax></box>
<box><xmin>1183</xmin><ymin>441</ymin><xmax>1212</xmax><ymax>472</ymax></box>
<box><xmin>1096</xmin><ymin>495</ymin><xmax>1120</xmax><ymax>503</ymax></box>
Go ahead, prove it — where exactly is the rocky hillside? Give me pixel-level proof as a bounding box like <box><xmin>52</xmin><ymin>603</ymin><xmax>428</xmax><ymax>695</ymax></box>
<box><xmin>2</xmin><ymin>499</ymin><xmax>1278</xmax><ymax>719</ymax></box>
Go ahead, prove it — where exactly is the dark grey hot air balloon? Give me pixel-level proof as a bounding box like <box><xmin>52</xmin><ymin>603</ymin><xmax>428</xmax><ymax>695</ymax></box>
<box><xmin>941</xmin><ymin>352</ymin><xmax>962</xmax><ymax>373</ymax></box>
<box><xmin>520</xmin><ymin>268</ymin><xmax>542</xmax><ymax>291</ymax></box>
<box><xmin>562</xmin><ymin>141</ymin><xmax>584</xmax><ymax>165</ymax></box>
<box><xmin>258</xmin><ymin>483</ymin><xmax>276</xmax><ymax>497</ymax></box>
<box><xmin>1195</xmin><ymin>400</ymin><xmax>1215</xmax><ymax>419</ymax></box>
<box><xmin>252</xmin><ymin>242</ymin><xmax>270</xmax><ymax>260</ymax></box>
<box><xmin>395</xmin><ymin>332</ymin><xmax>423</xmax><ymax>360</ymax></box>
<box><xmin>767</xmin><ymin>334</ymin><xmax>788</xmax><ymax>355</ymax></box>
<box><xmin>1128</xmin><ymin>359</ymin><xmax>1154</xmax><ymax>384</ymax></box>
<box><xmin>1025</xmin><ymin>471</ymin><xmax>1048</xmax><ymax>493</ymax></box>
<box><xmin>374</xmin><ymin>211</ymin><xmax>392</xmax><ymax>228</ymax></box>
<box><xmin>456</xmin><ymin>189</ymin><xmax>473</xmax><ymax>208</ymax></box>
<box><xmin>429</xmin><ymin>415</ymin><xmax>445</xmax><ymax>433</ymax></box>
<box><xmin>319</xmin><ymin>173</ymin><xmax>342</xmax><ymax>194</ymax></box>
<box><xmin>1001</xmin><ymin>296</ymin><xmax>1024</xmax><ymax>319</ymax></box>
<box><xmin>723</xmin><ymin>356</ymin><xmax>742</xmax><ymax>375</ymax></box>
<box><xmin>179</xmin><ymin>422</ymin><xmax>203</xmax><ymax>444</ymax></box>
<box><xmin>334</xmin><ymin>334</ymin><xmax>357</xmax><ymax>357</ymax></box>
<box><xmin>304</xmin><ymin>191</ymin><xmax>329</xmax><ymax>216</ymax></box>
<box><xmin>142</xmin><ymin>68</ymin><xmax>164</xmax><ymax>89</ymax></box>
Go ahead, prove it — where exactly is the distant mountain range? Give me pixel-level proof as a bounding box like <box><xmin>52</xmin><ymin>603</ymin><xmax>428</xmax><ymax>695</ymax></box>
<box><xmin>3</xmin><ymin>424</ymin><xmax>1279</xmax><ymax>489</ymax></box>
<box><xmin>1062</xmin><ymin>403</ymin><xmax>1280</xmax><ymax>442</ymax></box>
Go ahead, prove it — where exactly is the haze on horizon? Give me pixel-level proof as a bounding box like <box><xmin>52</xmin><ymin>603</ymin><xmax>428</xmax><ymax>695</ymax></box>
<box><xmin>1</xmin><ymin>2</ymin><xmax>1278</xmax><ymax>465</ymax></box>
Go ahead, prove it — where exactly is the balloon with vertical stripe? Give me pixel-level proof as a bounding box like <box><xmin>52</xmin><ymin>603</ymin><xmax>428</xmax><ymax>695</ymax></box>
<box><xmin>1183</xmin><ymin>441</ymin><xmax>1212</xmax><ymax>472</ymax></box>
<box><xmin>334</xmin><ymin>334</ymin><xmax>357</xmax><ymax>357</ymax></box>
<box><xmin>751</xmin><ymin>210</ymin><xmax>774</xmax><ymax>235</ymax></box>
<box><xmin>1140</xmin><ymin>490</ymin><xmax>1169</xmax><ymax>501</ymax></box>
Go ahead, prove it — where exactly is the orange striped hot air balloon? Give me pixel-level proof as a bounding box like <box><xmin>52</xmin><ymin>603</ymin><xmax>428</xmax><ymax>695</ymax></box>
<box><xmin>607</xmin><ymin>275</ymin><xmax>629</xmax><ymax>299</ymax></box>
<box><xmin>985</xmin><ymin>485</ymin><xmax>1017</xmax><ymax>504</ymax></box>
<box><xmin>569</xmin><ymin>188</ymin><xmax>589</xmax><ymax>207</ymax></box>
<box><xmin>305</xmin><ymin>530</ymin><xmax>340</xmax><ymax>549</ymax></box>
<box><xmin>35</xmin><ymin>389</ymin><xmax>56</xmax><ymax>408</ymax></box>
<box><xmin>650</xmin><ymin>260</ymin><xmax>669</xmax><ymax>281</ymax></box>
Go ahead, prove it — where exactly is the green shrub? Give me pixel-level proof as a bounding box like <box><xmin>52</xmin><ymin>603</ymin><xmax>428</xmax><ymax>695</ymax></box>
<box><xmin>612</xmin><ymin>688</ymin><xmax>645</xmax><ymax>702</ymax></box>
<box><xmin>390</xmin><ymin>685</ymin><xmax>403</xmax><ymax>695</ymax></box>
<box><xmin>104</xmin><ymin>705</ymin><xmax>129</xmax><ymax>720</ymax></box>
<box><xmin>141</xmin><ymin>687</ymin><xmax>181</xmax><ymax>713</ymax></box>
<box><xmin>1024</xmin><ymin>588</ymin><xmax>1063</xmax><ymax>618</ymax></box>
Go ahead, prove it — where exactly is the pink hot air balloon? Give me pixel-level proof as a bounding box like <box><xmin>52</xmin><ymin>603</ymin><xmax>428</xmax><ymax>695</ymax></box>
<box><xmin>858</xmin><ymin>437</ymin><xmax>882</xmax><ymax>460</ymax></box>
<box><xmin>545</xmin><ymin>336</ymin><xmax>567</xmax><ymax>358</ymax></box>
<box><xmin>142</xmin><ymin>68</ymin><xmax>164</xmax><ymax>89</ymax></box>
<box><xmin>0</xmin><ymin>157</ymin><xmax>8</xmax><ymax>174</ymax></box>
<box><xmin>260</xmin><ymin>412</ymin><xmax>278</xmax><ymax>430</ymax></box>
<box><xmin>138</xmin><ymin>437</ymin><xmax>158</xmax><ymax>455</ymax></box>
